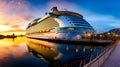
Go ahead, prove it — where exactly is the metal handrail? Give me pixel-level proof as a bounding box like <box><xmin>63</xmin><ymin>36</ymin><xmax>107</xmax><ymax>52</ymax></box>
<box><xmin>83</xmin><ymin>44</ymin><xmax>116</xmax><ymax>67</ymax></box>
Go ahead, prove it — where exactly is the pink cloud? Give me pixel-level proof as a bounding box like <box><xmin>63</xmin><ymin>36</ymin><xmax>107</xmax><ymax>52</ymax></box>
<box><xmin>0</xmin><ymin>0</ymin><xmax>29</xmax><ymax>13</ymax></box>
<box><xmin>0</xmin><ymin>0</ymin><xmax>34</xmax><ymax>33</ymax></box>
<box><xmin>12</xmin><ymin>13</ymin><xmax>34</xmax><ymax>23</ymax></box>
<box><xmin>0</xmin><ymin>0</ymin><xmax>9</xmax><ymax>11</ymax></box>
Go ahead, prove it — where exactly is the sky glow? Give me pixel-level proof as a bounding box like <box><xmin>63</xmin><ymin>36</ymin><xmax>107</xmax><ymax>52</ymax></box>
<box><xmin>0</xmin><ymin>0</ymin><xmax>120</xmax><ymax>35</ymax></box>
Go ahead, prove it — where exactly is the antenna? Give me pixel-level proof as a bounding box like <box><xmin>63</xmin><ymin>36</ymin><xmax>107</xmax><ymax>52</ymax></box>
<box><xmin>51</xmin><ymin>6</ymin><xmax>58</xmax><ymax>12</ymax></box>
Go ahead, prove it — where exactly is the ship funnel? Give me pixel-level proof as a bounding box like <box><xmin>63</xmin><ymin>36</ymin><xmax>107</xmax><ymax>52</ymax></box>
<box><xmin>51</xmin><ymin>6</ymin><xmax>58</xmax><ymax>12</ymax></box>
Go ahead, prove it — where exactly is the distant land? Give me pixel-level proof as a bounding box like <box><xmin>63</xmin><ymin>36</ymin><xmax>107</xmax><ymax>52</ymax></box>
<box><xmin>0</xmin><ymin>33</ymin><xmax>25</xmax><ymax>39</ymax></box>
<box><xmin>103</xmin><ymin>28</ymin><xmax>120</xmax><ymax>36</ymax></box>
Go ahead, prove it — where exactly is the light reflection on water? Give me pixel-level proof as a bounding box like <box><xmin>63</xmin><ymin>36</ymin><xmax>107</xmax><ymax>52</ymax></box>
<box><xmin>0</xmin><ymin>37</ymin><xmax>47</xmax><ymax>67</ymax></box>
<box><xmin>0</xmin><ymin>37</ymin><xmax>106</xmax><ymax>67</ymax></box>
<box><xmin>0</xmin><ymin>37</ymin><xmax>27</xmax><ymax>60</ymax></box>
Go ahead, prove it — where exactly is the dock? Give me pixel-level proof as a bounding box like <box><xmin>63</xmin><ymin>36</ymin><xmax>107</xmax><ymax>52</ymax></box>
<box><xmin>102</xmin><ymin>41</ymin><xmax>120</xmax><ymax>67</ymax></box>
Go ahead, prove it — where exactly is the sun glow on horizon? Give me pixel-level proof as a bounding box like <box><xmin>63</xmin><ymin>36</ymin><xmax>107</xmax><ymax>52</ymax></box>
<box><xmin>0</xmin><ymin>0</ymin><xmax>33</xmax><ymax>35</ymax></box>
<box><xmin>0</xmin><ymin>25</ymin><xmax>13</xmax><ymax>32</ymax></box>
<box><xmin>0</xmin><ymin>25</ymin><xmax>26</xmax><ymax>35</ymax></box>
<box><xmin>0</xmin><ymin>31</ymin><xmax>26</xmax><ymax>36</ymax></box>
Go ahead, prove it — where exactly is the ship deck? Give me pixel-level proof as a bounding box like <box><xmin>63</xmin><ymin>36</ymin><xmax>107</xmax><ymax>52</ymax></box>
<box><xmin>27</xmin><ymin>37</ymin><xmax>113</xmax><ymax>46</ymax></box>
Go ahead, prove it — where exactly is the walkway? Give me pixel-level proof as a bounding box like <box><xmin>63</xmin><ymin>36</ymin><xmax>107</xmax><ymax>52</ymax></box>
<box><xmin>102</xmin><ymin>41</ymin><xmax>120</xmax><ymax>67</ymax></box>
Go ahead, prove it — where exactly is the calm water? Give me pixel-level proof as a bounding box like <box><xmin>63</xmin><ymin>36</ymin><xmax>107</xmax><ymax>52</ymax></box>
<box><xmin>0</xmin><ymin>37</ymin><xmax>107</xmax><ymax>67</ymax></box>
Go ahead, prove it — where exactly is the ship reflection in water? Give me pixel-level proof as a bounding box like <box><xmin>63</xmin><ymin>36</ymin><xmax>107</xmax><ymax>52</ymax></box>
<box><xmin>26</xmin><ymin>38</ymin><xmax>106</xmax><ymax>67</ymax></box>
<box><xmin>0</xmin><ymin>37</ymin><xmax>106</xmax><ymax>67</ymax></box>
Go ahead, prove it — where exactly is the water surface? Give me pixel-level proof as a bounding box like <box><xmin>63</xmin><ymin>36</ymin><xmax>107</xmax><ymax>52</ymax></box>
<box><xmin>0</xmin><ymin>37</ymin><xmax>106</xmax><ymax>67</ymax></box>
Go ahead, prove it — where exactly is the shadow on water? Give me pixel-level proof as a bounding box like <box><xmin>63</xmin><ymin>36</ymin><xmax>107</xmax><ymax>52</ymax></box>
<box><xmin>26</xmin><ymin>38</ymin><xmax>107</xmax><ymax>67</ymax></box>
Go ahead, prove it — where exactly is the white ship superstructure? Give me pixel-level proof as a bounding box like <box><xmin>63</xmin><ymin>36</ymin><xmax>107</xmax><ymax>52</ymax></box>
<box><xmin>26</xmin><ymin>7</ymin><xmax>95</xmax><ymax>39</ymax></box>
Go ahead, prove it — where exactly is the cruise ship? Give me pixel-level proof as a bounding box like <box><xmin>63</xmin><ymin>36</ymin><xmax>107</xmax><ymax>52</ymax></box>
<box><xmin>26</xmin><ymin>7</ymin><xmax>95</xmax><ymax>39</ymax></box>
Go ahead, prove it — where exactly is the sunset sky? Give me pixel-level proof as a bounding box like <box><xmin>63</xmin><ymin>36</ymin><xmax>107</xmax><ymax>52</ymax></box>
<box><xmin>0</xmin><ymin>0</ymin><xmax>120</xmax><ymax>35</ymax></box>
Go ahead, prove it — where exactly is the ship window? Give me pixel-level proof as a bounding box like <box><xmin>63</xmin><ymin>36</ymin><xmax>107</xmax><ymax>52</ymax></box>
<box><xmin>67</xmin><ymin>28</ymin><xmax>74</xmax><ymax>30</ymax></box>
<box><xmin>52</xmin><ymin>27</ymin><xmax>94</xmax><ymax>31</ymax></box>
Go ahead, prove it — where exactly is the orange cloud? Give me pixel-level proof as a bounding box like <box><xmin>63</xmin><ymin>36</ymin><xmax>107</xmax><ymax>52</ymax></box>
<box><xmin>0</xmin><ymin>24</ymin><xmax>25</xmax><ymax>33</ymax></box>
<box><xmin>2</xmin><ymin>30</ymin><xmax>25</xmax><ymax>33</ymax></box>
<box><xmin>0</xmin><ymin>25</ymin><xmax>13</xmax><ymax>32</ymax></box>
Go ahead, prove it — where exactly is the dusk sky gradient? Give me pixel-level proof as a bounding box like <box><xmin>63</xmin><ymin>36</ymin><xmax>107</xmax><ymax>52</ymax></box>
<box><xmin>0</xmin><ymin>0</ymin><xmax>120</xmax><ymax>35</ymax></box>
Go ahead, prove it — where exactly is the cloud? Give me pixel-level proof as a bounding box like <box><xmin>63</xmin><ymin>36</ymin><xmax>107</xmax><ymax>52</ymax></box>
<box><xmin>0</xmin><ymin>24</ymin><xmax>25</xmax><ymax>33</ymax></box>
<box><xmin>84</xmin><ymin>13</ymin><xmax>120</xmax><ymax>33</ymax></box>
<box><xmin>0</xmin><ymin>25</ymin><xmax>13</xmax><ymax>32</ymax></box>
<box><xmin>1</xmin><ymin>29</ymin><xmax>25</xmax><ymax>33</ymax></box>
<box><xmin>47</xmin><ymin>0</ymin><xmax>120</xmax><ymax>33</ymax></box>
<box><xmin>12</xmin><ymin>13</ymin><xmax>34</xmax><ymax>26</ymax></box>
<box><xmin>0</xmin><ymin>0</ymin><xmax>29</xmax><ymax>13</ymax></box>
<box><xmin>0</xmin><ymin>0</ymin><xmax>34</xmax><ymax>33</ymax></box>
<box><xmin>109</xmin><ymin>22</ymin><xmax>120</xmax><ymax>28</ymax></box>
<box><xmin>1</xmin><ymin>0</ymin><xmax>119</xmax><ymax>34</ymax></box>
